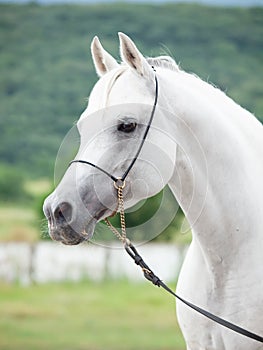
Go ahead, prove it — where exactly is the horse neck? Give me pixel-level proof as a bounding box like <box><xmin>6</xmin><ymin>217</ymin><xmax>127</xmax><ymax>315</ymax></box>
<box><xmin>159</xmin><ymin>69</ymin><xmax>263</xmax><ymax>269</ymax></box>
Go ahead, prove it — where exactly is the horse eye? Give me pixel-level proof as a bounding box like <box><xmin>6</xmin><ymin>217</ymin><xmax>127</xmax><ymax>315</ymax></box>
<box><xmin>117</xmin><ymin>121</ymin><xmax>137</xmax><ymax>133</ymax></box>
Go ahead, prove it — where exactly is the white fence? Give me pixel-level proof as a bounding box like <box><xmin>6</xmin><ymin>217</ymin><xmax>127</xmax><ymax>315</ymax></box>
<box><xmin>0</xmin><ymin>242</ymin><xmax>188</xmax><ymax>285</ymax></box>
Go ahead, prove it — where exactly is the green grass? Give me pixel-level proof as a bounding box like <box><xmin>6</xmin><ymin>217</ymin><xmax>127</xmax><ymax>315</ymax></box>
<box><xmin>0</xmin><ymin>280</ymin><xmax>185</xmax><ymax>350</ymax></box>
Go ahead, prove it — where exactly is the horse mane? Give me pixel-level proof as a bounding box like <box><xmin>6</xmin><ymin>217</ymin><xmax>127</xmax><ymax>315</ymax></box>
<box><xmin>146</xmin><ymin>56</ymin><xmax>179</xmax><ymax>72</ymax></box>
<box><xmin>102</xmin><ymin>55</ymin><xmax>179</xmax><ymax>107</ymax></box>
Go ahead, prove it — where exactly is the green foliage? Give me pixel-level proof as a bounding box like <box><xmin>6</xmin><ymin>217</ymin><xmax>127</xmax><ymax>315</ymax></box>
<box><xmin>0</xmin><ymin>3</ymin><xmax>262</xmax><ymax>179</ymax></box>
<box><xmin>0</xmin><ymin>178</ymin><xmax>52</xmax><ymax>242</ymax></box>
<box><xmin>0</xmin><ymin>164</ymin><xmax>27</xmax><ymax>201</ymax></box>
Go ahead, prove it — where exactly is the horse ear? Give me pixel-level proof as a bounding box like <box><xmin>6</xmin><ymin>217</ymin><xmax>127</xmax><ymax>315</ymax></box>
<box><xmin>118</xmin><ymin>32</ymin><xmax>153</xmax><ymax>78</ymax></box>
<box><xmin>91</xmin><ymin>36</ymin><xmax>119</xmax><ymax>77</ymax></box>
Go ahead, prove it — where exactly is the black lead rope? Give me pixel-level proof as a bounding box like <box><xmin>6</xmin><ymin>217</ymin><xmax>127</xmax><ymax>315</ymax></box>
<box><xmin>124</xmin><ymin>241</ymin><xmax>263</xmax><ymax>344</ymax></box>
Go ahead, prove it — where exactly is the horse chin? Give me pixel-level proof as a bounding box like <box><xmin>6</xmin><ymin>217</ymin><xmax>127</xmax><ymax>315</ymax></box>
<box><xmin>62</xmin><ymin>235</ymin><xmax>86</xmax><ymax>246</ymax></box>
<box><xmin>49</xmin><ymin>219</ymin><xmax>97</xmax><ymax>246</ymax></box>
<box><xmin>49</xmin><ymin>228</ymin><xmax>85</xmax><ymax>245</ymax></box>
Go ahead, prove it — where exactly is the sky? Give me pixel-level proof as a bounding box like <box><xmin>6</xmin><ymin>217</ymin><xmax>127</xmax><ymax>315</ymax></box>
<box><xmin>1</xmin><ymin>0</ymin><xmax>263</xmax><ymax>6</ymax></box>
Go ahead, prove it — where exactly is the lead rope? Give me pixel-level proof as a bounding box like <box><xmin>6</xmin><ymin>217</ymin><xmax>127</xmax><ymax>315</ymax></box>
<box><xmin>104</xmin><ymin>180</ymin><xmax>263</xmax><ymax>344</ymax></box>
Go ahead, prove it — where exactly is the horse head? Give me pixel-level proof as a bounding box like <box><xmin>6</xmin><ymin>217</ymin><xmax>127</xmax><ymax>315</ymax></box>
<box><xmin>43</xmin><ymin>33</ymin><xmax>177</xmax><ymax>245</ymax></box>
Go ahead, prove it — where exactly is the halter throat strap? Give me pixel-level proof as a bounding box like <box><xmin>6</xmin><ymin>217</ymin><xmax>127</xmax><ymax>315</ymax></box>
<box><xmin>69</xmin><ymin>68</ymin><xmax>158</xmax><ymax>182</ymax></box>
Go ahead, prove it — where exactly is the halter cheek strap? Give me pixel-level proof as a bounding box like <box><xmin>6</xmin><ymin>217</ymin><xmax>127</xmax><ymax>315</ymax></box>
<box><xmin>120</xmin><ymin>72</ymin><xmax>158</xmax><ymax>181</ymax></box>
<box><xmin>69</xmin><ymin>68</ymin><xmax>158</xmax><ymax>182</ymax></box>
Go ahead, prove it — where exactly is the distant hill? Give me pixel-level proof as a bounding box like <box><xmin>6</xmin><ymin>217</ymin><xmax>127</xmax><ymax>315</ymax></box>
<box><xmin>0</xmin><ymin>3</ymin><xmax>262</xmax><ymax>178</ymax></box>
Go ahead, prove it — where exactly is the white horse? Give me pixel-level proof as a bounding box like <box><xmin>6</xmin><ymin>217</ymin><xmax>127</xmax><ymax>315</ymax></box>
<box><xmin>43</xmin><ymin>33</ymin><xmax>263</xmax><ymax>349</ymax></box>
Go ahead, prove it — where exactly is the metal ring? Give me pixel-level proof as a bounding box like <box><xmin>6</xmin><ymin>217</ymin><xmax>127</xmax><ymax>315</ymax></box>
<box><xmin>113</xmin><ymin>177</ymin><xmax>126</xmax><ymax>189</ymax></box>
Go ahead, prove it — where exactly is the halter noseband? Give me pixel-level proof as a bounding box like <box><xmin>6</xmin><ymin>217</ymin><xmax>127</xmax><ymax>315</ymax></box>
<box><xmin>69</xmin><ymin>68</ymin><xmax>159</xmax><ymax>183</ymax></box>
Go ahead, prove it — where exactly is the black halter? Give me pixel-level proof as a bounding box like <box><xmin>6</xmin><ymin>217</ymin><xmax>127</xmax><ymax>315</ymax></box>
<box><xmin>69</xmin><ymin>69</ymin><xmax>159</xmax><ymax>183</ymax></box>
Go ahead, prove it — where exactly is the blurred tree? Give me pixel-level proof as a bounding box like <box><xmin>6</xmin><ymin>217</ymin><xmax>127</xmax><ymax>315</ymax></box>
<box><xmin>0</xmin><ymin>164</ymin><xmax>27</xmax><ymax>201</ymax></box>
<box><xmin>0</xmin><ymin>3</ymin><xmax>262</xmax><ymax>179</ymax></box>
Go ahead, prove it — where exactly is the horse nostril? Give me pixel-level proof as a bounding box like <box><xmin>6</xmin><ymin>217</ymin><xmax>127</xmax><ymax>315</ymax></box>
<box><xmin>54</xmin><ymin>202</ymin><xmax>73</xmax><ymax>225</ymax></box>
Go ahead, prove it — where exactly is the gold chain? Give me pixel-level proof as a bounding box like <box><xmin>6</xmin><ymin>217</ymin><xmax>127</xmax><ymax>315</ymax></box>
<box><xmin>104</xmin><ymin>179</ymin><xmax>127</xmax><ymax>244</ymax></box>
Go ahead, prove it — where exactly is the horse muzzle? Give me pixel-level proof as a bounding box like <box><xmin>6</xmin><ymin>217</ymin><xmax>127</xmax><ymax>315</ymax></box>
<box><xmin>43</xmin><ymin>196</ymin><xmax>97</xmax><ymax>245</ymax></box>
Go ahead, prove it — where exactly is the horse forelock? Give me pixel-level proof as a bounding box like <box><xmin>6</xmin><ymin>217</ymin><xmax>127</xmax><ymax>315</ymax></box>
<box><xmin>95</xmin><ymin>66</ymin><xmax>126</xmax><ymax>108</ymax></box>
